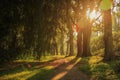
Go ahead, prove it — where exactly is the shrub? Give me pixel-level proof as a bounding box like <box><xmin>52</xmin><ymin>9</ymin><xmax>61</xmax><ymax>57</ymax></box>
<box><xmin>113</xmin><ymin>31</ymin><xmax>120</xmax><ymax>52</ymax></box>
<box><xmin>90</xmin><ymin>35</ymin><xmax>104</xmax><ymax>55</ymax></box>
<box><xmin>90</xmin><ymin>31</ymin><xmax>120</xmax><ymax>56</ymax></box>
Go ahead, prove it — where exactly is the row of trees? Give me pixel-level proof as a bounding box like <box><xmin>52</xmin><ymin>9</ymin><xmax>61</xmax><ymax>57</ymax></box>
<box><xmin>0</xmin><ymin>0</ymin><xmax>119</xmax><ymax>62</ymax></box>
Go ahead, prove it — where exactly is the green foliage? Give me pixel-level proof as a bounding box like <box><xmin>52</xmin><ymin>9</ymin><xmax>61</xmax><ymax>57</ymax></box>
<box><xmin>90</xmin><ymin>31</ymin><xmax>120</xmax><ymax>56</ymax></box>
<box><xmin>0</xmin><ymin>65</ymin><xmax>54</xmax><ymax>80</ymax></box>
<box><xmin>80</xmin><ymin>64</ymin><xmax>91</xmax><ymax>75</ymax></box>
<box><xmin>0</xmin><ymin>0</ymin><xmax>119</xmax><ymax>64</ymax></box>
<box><xmin>90</xmin><ymin>35</ymin><xmax>104</xmax><ymax>55</ymax></box>
<box><xmin>100</xmin><ymin>0</ymin><xmax>112</xmax><ymax>11</ymax></box>
<box><xmin>80</xmin><ymin>56</ymin><xmax>120</xmax><ymax>80</ymax></box>
<box><xmin>0</xmin><ymin>0</ymin><xmax>69</xmax><ymax>63</ymax></box>
<box><xmin>27</xmin><ymin>66</ymin><xmax>54</xmax><ymax>80</ymax></box>
<box><xmin>16</xmin><ymin>54</ymin><xmax>65</xmax><ymax>62</ymax></box>
<box><xmin>91</xmin><ymin>62</ymin><xmax>110</xmax><ymax>73</ymax></box>
<box><xmin>16</xmin><ymin>53</ymin><xmax>38</xmax><ymax>61</ymax></box>
<box><xmin>113</xmin><ymin>31</ymin><xmax>120</xmax><ymax>52</ymax></box>
<box><xmin>109</xmin><ymin>60</ymin><xmax>120</xmax><ymax>73</ymax></box>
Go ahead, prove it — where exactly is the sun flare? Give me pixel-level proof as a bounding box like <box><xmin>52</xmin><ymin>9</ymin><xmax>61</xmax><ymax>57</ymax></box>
<box><xmin>87</xmin><ymin>9</ymin><xmax>99</xmax><ymax>20</ymax></box>
<box><xmin>89</xmin><ymin>10</ymin><xmax>96</xmax><ymax>20</ymax></box>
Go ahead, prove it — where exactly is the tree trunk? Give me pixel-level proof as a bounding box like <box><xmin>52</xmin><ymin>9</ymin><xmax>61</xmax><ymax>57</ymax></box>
<box><xmin>83</xmin><ymin>27</ymin><xmax>88</xmax><ymax>57</ymax></box>
<box><xmin>103</xmin><ymin>9</ymin><xmax>113</xmax><ymax>61</ymax></box>
<box><xmin>69</xmin><ymin>29</ymin><xmax>74</xmax><ymax>56</ymax></box>
<box><xmin>53</xmin><ymin>37</ymin><xmax>58</xmax><ymax>55</ymax></box>
<box><xmin>76</xmin><ymin>30</ymin><xmax>83</xmax><ymax>57</ymax></box>
<box><xmin>83</xmin><ymin>20</ymin><xmax>91</xmax><ymax>57</ymax></box>
<box><xmin>60</xmin><ymin>31</ymin><xmax>64</xmax><ymax>55</ymax></box>
<box><xmin>66</xmin><ymin>39</ymin><xmax>70</xmax><ymax>56</ymax></box>
<box><xmin>86</xmin><ymin>21</ymin><xmax>92</xmax><ymax>56</ymax></box>
<box><xmin>66</xmin><ymin>1</ymin><xmax>74</xmax><ymax>56</ymax></box>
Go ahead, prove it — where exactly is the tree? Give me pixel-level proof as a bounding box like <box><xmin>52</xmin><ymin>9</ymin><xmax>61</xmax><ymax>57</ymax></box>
<box><xmin>66</xmin><ymin>0</ymin><xmax>74</xmax><ymax>56</ymax></box>
<box><xmin>100</xmin><ymin>0</ymin><xmax>114</xmax><ymax>61</ymax></box>
<box><xmin>103</xmin><ymin>9</ymin><xmax>113</xmax><ymax>61</ymax></box>
<box><xmin>72</xmin><ymin>0</ymin><xmax>92</xmax><ymax>57</ymax></box>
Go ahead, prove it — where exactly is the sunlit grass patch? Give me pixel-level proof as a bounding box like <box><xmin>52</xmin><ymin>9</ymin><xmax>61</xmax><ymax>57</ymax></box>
<box><xmin>16</xmin><ymin>55</ymin><xmax>65</xmax><ymax>63</ymax></box>
<box><xmin>89</xmin><ymin>56</ymin><xmax>103</xmax><ymax>64</ymax></box>
<box><xmin>1</xmin><ymin>71</ymin><xmax>31</xmax><ymax>80</ymax></box>
<box><xmin>0</xmin><ymin>64</ymin><xmax>29</xmax><ymax>77</ymax></box>
<box><xmin>24</xmin><ymin>66</ymin><xmax>54</xmax><ymax>80</ymax></box>
<box><xmin>1</xmin><ymin>56</ymin><xmax>74</xmax><ymax>80</ymax></box>
<box><xmin>0</xmin><ymin>66</ymin><xmax>54</xmax><ymax>80</ymax></box>
<box><xmin>91</xmin><ymin>62</ymin><xmax>110</xmax><ymax>73</ymax></box>
<box><xmin>40</xmin><ymin>55</ymin><xmax>65</xmax><ymax>62</ymax></box>
<box><xmin>90</xmin><ymin>62</ymin><xmax>119</xmax><ymax>80</ymax></box>
<box><xmin>16</xmin><ymin>53</ymin><xmax>37</xmax><ymax>62</ymax></box>
<box><xmin>0</xmin><ymin>55</ymin><xmax>67</xmax><ymax>80</ymax></box>
<box><xmin>80</xmin><ymin>56</ymin><xmax>120</xmax><ymax>80</ymax></box>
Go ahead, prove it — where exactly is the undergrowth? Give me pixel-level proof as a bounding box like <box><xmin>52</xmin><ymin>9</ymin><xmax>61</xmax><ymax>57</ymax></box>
<box><xmin>80</xmin><ymin>56</ymin><xmax>120</xmax><ymax>80</ymax></box>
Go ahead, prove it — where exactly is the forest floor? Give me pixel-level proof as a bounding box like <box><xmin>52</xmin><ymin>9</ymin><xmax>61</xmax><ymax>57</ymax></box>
<box><xmin>47</xmin><ymin>57</ymin><xmax>89</xmax><ymax>80</ymax></box>
<box><xmin>0</xmin><ymin>56</ymin><xmax>120</xmax><ymax>80</ymax></box>
<box><xmin>0</xmin><ymin>56</ymin><xmax>90</xmax><ymax>80</ymax></box>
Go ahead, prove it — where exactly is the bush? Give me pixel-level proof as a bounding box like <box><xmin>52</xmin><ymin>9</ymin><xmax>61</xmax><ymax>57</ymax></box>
<box><xmin>90</xmin><ymin>35</ymin><xmax>104</xmax><ymax>55</ymax></box>
<box><xmin>113</xmin><ymin>31</ymin><xmax>120</xmax><ymax>52</ymax></box>
<box><xmin>90</xmin><ymin>31</ymin><xmax>120</xmax><ymax>56</ymax></box>
<box><xmin>80</xmin><ymin>64</ymin><xmax>91</xmax><ymax>75</ymax></box>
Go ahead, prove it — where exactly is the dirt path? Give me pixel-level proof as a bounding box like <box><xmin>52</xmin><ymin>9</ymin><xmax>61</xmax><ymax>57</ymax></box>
<box><xmin>0</xmin><ymin>57</ymin><xmax>90</xmax><ymax>80</ymax></box>
<box><xmin>48</xmin><ymin>57</ymin><xmax>90</xmax><ymax>80</ymax></box>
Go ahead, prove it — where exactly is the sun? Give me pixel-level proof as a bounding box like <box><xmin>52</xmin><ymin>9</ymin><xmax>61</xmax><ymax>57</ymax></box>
<box><xmin>89</xmin><ymin>10</ymin><xmax>96</xmax><ymax>20</ymax></box>
<box><xmin>87</xmin><ymin>9</ymin><xmax>98</xmax><ymax>20</ymax></box>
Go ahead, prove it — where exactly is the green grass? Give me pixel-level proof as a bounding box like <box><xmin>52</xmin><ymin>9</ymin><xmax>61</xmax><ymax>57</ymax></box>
<box><xmin>27</xmin><ymin>66</ymin><xmax>54</xmax><ymax>80</ymax></box>
<box><xmin>2</xmin><ymin>55</ymin><xmax>120</xmax><ymax>80</ymax></box>
<box><xmin>0</xmin><ymin>66</ymin><xmax>54</xmax><ymax>80</ymax></box>
<box><xmin>40</xmin><ymin>55</ymin><xmax>65</xmax><ymax>62</ymax></box>
<box><xmin>0</xmin><ymin>55</ymin><xmax>66</xmax><ymax>80</ymax></box>
<box><xmin>80</xmin><ymin>64</ymin><xmax>91</xmax><ymax>75</ymax></box>
<box><xmin>79</xmin><ymin>56</ymin><xmax>120</xmax><ymax>80</ymax></box>
<box><xmin>16</xmin><ymin>55</ymin><xmax>65</xmax><ymax>62</ymax></box>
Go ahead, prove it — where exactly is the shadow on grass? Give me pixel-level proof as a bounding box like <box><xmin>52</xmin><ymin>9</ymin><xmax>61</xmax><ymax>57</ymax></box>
<box><xmin>59</xmin><ymin>58</ymin><xmax>90</xmax><ymax>80</ymax></box>
<box><xmin>106</xmin><ymin>60</ymin><xmax>120</xmax><ymax>79</ymax></box>
<box><xmin>80</xmin><ymin>56</ymin><xmax>120</xmax><ymax>80</ymax></box>
<box><xmin>25</xmin><ymin>57</ymin><xmax>78</xmax><ymax>80</ymax></box>
<box><xmin>79</xmin><ymin>57</ymin><xmax>92</xmax><ymax>76</ymax></box>
<box><xmin>27</xmin><ymin>67</ymin><xmax>54</xmax><ymax>80</ymax></box>
<box><xmin>0</xmin><ymin>57</ymin><xmax>65</xmax><ymax>77</ymax></box>
<box><xmin>47</xmin><ymin>57</ymin><xmax>90</xmax><ymax>80</ymax></box>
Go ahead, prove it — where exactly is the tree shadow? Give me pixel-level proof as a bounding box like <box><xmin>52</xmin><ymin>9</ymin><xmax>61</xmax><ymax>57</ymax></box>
<box><xmin>0</xmin><ymin>57</ymin><xmax>65</xmax><ymax>77</ymax></box>
<box><xmin>78</xmin><ymin>57</ymin><xmax>92</xmax><ymax>76</ymax></box>
<box><xmin>26</xmin><ymin>57</ymin><xmax>78</xmax><ymax>80</ymax></box>
<box><xmin>27</xmin><ymin>67</ymin><xmax>54</xmax><ymax>80</ymax></box>
<box><xmin>48</xmin><ymin>57</ymin><xmax>90</xmax><ymax>80</ymax></box>
<box><xmin>105</xmin><ymin>60</ymin><xmax>120</xmax><ymax>79</ymax></box>
<box><xmin>0</xmin><ymin>57</ymin><xmax>91</xmax><ymax>80</ymax></box>
<box><xmin>59</xmin><ymin>58</ymin><xmax>90</xmax><ymax>80</ymax></box>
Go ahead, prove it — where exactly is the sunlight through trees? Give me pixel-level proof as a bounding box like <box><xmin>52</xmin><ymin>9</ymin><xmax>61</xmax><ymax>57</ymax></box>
<box><xmin>0</xmin><ymin>0</ymin><xmax>120</xmax><ymax>63</ymax></box>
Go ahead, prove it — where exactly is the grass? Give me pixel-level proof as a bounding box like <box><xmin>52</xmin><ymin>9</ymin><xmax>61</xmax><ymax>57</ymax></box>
<box><xmin>40</xmin><ymin>55</ymin><xmax>65</xmax><ymax>62</ymax></box>
<box><xmin>79</xmin><ymin>56</ymin><xmax>120</xmax><ymax>80</ymax></box>
<box><xmin>0</xmin><ymin>55</ymin><xmax>75</xmax><ymax>80</ymax></box>
<box><xmin>16</xmin><ymin>55</ymin><xmax>65</xmax><ymax>62</ymax></box>
<box><xmin>0</xmin><ymin>55</ymin><xmax>66</xmax><ymax>80</ymax></box>
<box><xmin>0</xmin><ymin>66</ymin><xmax>54</xmax><ymax>80</ymax></box>
<box><xmin>27</xmin><ymin>66</ymin><xmax>54</xmax><ymax>80</ymax></box>
<box><xmin>1</xmin><ymin>55</ymin><xmax>120</xmax><ymax>80</ymax></box>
